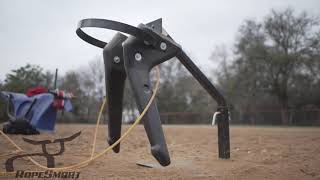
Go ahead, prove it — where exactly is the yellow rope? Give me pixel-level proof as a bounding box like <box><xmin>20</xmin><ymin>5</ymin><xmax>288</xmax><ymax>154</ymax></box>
<box><xmin>0</xmin><ymin>66</ymin><xmax>160</xmax><ymax>173</ymax></box>
<box><xmin>0</xmin><ymin>130</ymin><xmax>23</xmax><ymax>151</ymax></box>
<box><xmin>90</xmin><ymin>97</ymin><xmax>106</xmax><ymax>159</ymax></box>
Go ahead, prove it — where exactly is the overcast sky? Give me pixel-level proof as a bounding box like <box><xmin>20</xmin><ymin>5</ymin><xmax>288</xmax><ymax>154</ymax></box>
<box><xmin>0</xmin><ymin>0</ymin><xmax>319</xmax><ymax>81</ymax></box>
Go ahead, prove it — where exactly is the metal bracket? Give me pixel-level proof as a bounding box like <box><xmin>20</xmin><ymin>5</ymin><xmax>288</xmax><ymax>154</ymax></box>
<box><xmin>76</xmin><ymin>18</ymin><xmax>230</xmax><ymax>166</ymax></box>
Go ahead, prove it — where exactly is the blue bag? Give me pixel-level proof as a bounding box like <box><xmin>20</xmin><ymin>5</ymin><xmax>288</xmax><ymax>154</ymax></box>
<box><xmin>0</xmin><ymin>91</ymin><xmax>72</xmax><ymax>132</ymax></box>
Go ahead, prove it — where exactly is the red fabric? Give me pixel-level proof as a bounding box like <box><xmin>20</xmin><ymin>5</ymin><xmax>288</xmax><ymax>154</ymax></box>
<box><xmin>53</xmin><ymin>99</ymin><xmax>64</xmax><ymax>109</ymax></box>
<box><xmin>53</xmin><ymin>90</ymin><xmax>65</xmax><ymax>109</ymax></box>
<box><xmin>26</xmin><ymin>86</ymin><xmax>48</xmax><ymax>97</ymax></box>
<box><xmin>27</xmin><ymin>87</ymin><xmax>71</xmax><ymax>110</ymax></box>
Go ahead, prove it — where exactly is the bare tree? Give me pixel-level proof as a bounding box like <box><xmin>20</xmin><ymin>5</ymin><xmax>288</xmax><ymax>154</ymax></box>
<box><xmin>76</xmin><ymin>56</ymin><xmax>105</xmax><ymax>122</ymax></box>
<box><xmin>43</xmin><ymin>70</ymin><xmax>54</xmax><ymax>89</ymax></box>
<box><xmin>214</xmin><ymin>8</ymin><xmax>320</xmax><ymax>125</ymax></box>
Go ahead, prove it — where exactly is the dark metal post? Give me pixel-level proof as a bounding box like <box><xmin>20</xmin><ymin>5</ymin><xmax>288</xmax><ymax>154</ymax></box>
<box><xmin>54</xmin><ymin>68</ymin><xmax>58</xmax><ymax>89</ymax></box>
<box><xmin>217</xmin><ymin>107</ymin><xmax>230</xmax><ymax>159</ymax></box>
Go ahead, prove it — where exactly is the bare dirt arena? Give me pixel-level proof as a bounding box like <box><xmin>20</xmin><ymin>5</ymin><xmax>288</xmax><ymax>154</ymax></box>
<box><xmin>1</xmin><ymin>124</ymin><xmax>320</xmax><ymax>180</ymax></box>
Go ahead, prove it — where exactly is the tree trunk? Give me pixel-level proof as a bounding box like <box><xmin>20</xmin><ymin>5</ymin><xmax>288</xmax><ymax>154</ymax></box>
<box><xmin>87</xmin><ymin>108</ymin><xmax>91</xmax><ymax>123</ymax></box>
<box><xmin>280</xmin><ymin>106</ymin><xmax>289</xmax><ymax>125</ymax></box>
<box><xmin>279</xmin><ymin>96</ymin><xmax>289</xmax><ymax>125</ymax></box>
<box><xmin>250</xmin><ymin>105</ymin><xmax>257</xmax><ymax>125</ymax></box>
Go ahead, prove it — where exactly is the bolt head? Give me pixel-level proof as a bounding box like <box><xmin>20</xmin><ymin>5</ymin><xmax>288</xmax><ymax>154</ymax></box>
<box><xmin>160</xmin><ymin>42</ymin><xmax>167</xmax><ymax>50</ymax></box>
<box><xmin>144</xmin><ymin>41</ymin><xmax>150</xmax><ymax>45</ymax></box>
<box><xmin>135</xmin><ymin>53</ymin><xmax>142</xmax><ymax>61</ymax></box>
<box><xmin>113</xmin><ymin>56</ymin><xmax>120</xmax><ymax>63</ymax></box>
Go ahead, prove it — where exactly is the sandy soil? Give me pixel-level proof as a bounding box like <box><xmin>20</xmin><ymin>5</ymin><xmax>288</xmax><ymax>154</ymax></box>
<box><xmin>1</xmin><ymin>124</ymin><xmax>320</xmax><ymax>180</ymax></box>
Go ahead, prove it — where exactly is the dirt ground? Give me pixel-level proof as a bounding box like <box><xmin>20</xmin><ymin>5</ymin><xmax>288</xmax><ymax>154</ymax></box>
<box><xmin>0</xmin><ymin>124</ymin><xmax>320</xmax><ymax>180</ymax></box>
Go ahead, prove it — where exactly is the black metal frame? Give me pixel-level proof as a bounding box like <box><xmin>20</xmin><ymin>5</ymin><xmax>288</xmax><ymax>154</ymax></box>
<box><xmin>6</xmin><ymin>131</ymin><xmax>81</xmax><ymax>172</ymax></box>
<box><xmin>76</xmin><ymin>18</ymin><xmax>230</xmax><ymax>166</ymax></box>
<box><xmin>2</xmin><ymin>95</ymin><xmax>40</xmax><ymax>135</ymax></box>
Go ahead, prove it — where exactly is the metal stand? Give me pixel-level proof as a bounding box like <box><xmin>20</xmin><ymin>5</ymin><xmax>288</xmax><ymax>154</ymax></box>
<box><xmin>76</xmin><ymin>18</ymin><xmax>230</xmax><ymax>166</ymax></box>
<box><xmin>2</xmin><ymin>95</ymin><xmax>39</xmax><ymax>135</ymax></box>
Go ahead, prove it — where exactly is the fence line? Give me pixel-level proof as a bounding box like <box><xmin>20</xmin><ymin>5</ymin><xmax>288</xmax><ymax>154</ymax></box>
<box><xmin>1</xmin><ymin>108</ymin><xmax>320</xmax><ymax>126</ymax></box>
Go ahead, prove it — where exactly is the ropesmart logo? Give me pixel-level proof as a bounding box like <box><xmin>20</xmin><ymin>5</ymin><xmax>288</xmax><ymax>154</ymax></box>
<box><xmin>14</xmin><ymin>170</ymin><xmax>80</xmax><ymax>179</ymax></box>
<box><xmin>1</xmin><ymin>131</ymin><xmax>82</xmax><ymax>179</ymax></box>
